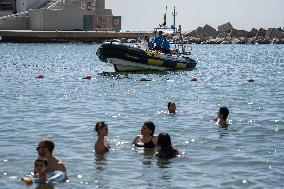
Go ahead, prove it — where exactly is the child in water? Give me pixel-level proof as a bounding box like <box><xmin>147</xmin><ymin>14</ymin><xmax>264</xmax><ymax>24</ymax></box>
<box><xmin>22</xmin><ymin>157</ymin><xmax>48</xmax><ymax>184</ymax></box>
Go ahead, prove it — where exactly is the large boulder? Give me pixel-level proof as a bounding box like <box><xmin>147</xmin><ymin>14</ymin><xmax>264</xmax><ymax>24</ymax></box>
<box><xmin>190</xmin><ymin>24</ymin><xmax>220</xmax><ymax>38</ymax></box>
<box><xmin>248</xmin><ymin>28</ymin><xmax>258</xmax><ymax>38</ymax></box>
<box><xmin>256</xmin><ymin>28</ymin><xmax>266</xmax><ymax>37</ymax></box>
<box><xmin>218</xmin><ymin>22</ymin><xmax>234</xmax><ymax>33</ymax></box>
<box><xmin>229</xmin><ymin>29</ymin><xmax>249</xmax><ymax>38</ymax></box>
<box><xmin>265</xmin><ymin>28</ymin><xmax>284</xmax><ymax>39</ymax></box>
<box><xmin>201</xmin><ymin>24</ymin><xmax>220</xmax><ymax>38</ymax></box>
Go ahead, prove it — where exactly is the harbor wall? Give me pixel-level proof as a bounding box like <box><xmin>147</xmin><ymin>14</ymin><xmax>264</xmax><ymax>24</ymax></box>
<box><xmin>0</xmin><ymin>16</ymin><xmax>28</xmax><ymax>30</ymax></box>
<box><xmin>0</xmin><ymin>30</ymin><xmax>152</xmax><ymax>43</ymax></box>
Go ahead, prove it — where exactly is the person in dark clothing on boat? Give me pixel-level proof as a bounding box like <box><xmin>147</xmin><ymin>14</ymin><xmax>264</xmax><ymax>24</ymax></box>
<box><xmin>133</xmin><ymin>121</ymin><xmax>158</xmax><ymax>148</ymax></box>
<box><xmin>154</xmin><ymin>31</ymin><xmax>164</xmax><ymax>51</ymax></box>
<box><xmin>95</xmin><ymin>121</ymin><xmax>110</xmax><ymax>154</ymax></box>
<box><xmin>154</xmin><ymin>31</ymin><xmax>170</xmax><ymax>53</ymax></box>
<box><xmin>144</xmin><ymin>36</ymin><xmax>153</xmax><ymax>50</ymax></box>
<box><xmin>162</xmin><ymin>35</ymin><xmax>171</xmax><ymax>54</ymax></box>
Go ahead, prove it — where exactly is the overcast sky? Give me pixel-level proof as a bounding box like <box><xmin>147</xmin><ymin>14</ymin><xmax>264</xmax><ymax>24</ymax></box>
<box><xmin>106</xmin><ymin>0</ymin><xmax>284</xmax><ymax>31</ymax></box>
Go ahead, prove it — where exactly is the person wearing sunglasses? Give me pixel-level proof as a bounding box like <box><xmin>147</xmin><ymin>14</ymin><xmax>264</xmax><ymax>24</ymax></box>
<box><xmin>35</xmin><ymin>139</ymin><xmax>67</xmax><ymax>182</ymax></box>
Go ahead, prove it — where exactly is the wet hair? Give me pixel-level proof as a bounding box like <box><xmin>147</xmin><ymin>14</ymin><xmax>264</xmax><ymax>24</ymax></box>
<box><xmin>95</xmin><ymin>121</ymin><xmax>107</xmax><ymax>134</ymax></box>
<box><xmin>219</xmin><ymin>107</ymin><xmax>229</xmax><ymax>119</ymax></box>
<box><xmin>144</xmin><ymin>121</ymin><xmax>155</xmax><ymax>136</ymax></box>
<box><xmin>157</xmin><ymin>132</ymin><xmax>172</xmax><ymax>148</ymax></box>
<box><xmin>168</xmin><ymin>101</ymin><xmax>176</xmax><ymax>113</ymax></box>
<box><xmin>156</xmin><ymin>132</ymin><xmax>178</xmax><ymax>159</ymax></box>
<box><xmin>168</xmin><ymin>101</ymin><xmax>175</xmax><ymax>108</ymax></box>
<box><xmin>35</xmin><ymin>156</ymin><xmax>48</xmax><ymax>167</ymax></box>
<box><xmin>40</xmin><ymin>139</ymin><xmax>55</xmax><ymax>153</ymax></box>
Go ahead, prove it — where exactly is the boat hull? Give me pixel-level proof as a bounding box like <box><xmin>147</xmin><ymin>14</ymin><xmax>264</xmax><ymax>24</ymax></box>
<box><xmin>109</xmin><ymin>58</ymin><xmax>168</xmax><ymax>72</ymax></box>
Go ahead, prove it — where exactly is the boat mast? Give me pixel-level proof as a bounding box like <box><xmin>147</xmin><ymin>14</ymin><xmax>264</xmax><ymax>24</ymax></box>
<box><xmin>172</xmin><ymin>6</ymin><xmax>177</xmax><ymax>33</ymax></box>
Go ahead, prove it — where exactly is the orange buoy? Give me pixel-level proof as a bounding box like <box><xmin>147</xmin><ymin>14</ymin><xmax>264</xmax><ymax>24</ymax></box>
<box><xmin>247</xmin><ymin>79</ymin><xmax>255</xmax><ymax>82</ymax></box>
<box><xmin>191</xmin><ymin>76</ymin><xmax>197</xmax><ymax>81</ymax></box>
<box><xmin>82</xmin><ymin>75</ymin><xmax>92</xmax><ymax>80</ymax></box>
<box><xmin>140</xmin><ymin>77</ymin><xmax>151</xmax><ymax>81</ymax></box>
<box><xmin>35</xmin><ymin>74</ymin><xmax>44</xmax><ymax>79</ymax></box>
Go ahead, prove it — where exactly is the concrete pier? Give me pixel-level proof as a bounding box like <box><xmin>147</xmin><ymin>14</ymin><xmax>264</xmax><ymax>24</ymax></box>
<box><xmin>0</xmin><ymin>30</ymin><xmax>152</xmax><ymax>43</ymax></box>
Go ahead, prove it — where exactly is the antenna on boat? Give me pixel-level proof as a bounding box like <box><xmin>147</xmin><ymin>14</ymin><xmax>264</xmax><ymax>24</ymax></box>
<box><xmin>172</xmin><ymin>6</ymin><xmax>177</xmax><ymax>34</ymax></box>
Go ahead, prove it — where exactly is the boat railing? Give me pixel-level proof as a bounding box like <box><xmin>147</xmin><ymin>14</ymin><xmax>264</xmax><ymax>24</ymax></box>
<box><xmin>47</xmin><ymin>0</ymin><xmax>65</xmax><ymax>10</ymax></box>
<box><xmin>30</xmin><ymin>0</ymin><xmax>50</xmax><ymax>9</ymax></box>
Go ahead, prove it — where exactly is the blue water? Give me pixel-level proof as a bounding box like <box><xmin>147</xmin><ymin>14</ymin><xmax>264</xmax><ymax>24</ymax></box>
<box><xmin>0</xmin><ymin>43</ymin><xmax>283</xmax><ymax>189</ymax></box>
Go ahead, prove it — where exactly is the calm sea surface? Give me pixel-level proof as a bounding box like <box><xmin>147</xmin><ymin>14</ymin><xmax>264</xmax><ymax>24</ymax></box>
<box><xmin>0</xmin><ymin>43</ymin><xmax>283</xmax><ymax>189</ymax></box>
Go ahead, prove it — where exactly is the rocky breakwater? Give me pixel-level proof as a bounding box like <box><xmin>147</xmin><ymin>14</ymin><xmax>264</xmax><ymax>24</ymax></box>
<box><xmin>183</xmin><ymin>22</ymin><xmax>284</xmax><ymax>44</ymax></box>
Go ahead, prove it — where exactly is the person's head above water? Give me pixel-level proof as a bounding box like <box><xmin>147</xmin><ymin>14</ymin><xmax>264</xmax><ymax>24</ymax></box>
<box><xmin>168</xmin><ymin>101</ymin><xmax>176</xmax><ymax>114</ymax></box>
<box><xmin>158</xmin><ymin>31</ymin><xmax>163</xmax><ymax>37</ymax></box>
<box><xmin>37</xmin><ymin>139</ymin><xmax>55</xmax><ymax>157</ymax></box>
<box><xmin>34</xmin><ymin>157</ymin><xmax>48</xmax><ymax>175</ymax></box>
<box><xmin>157</xmin><ymin>132</ymin><xmax>172</xmax><ymax>148</ymax></box>
<box><xmin>95</xmin><ymin>121</ymin><xmax>108</xmax><ymax>136</ymax></box>
<box><xmin>218</xmin><ymin>107</ymin><xmax>229</xmax><ymax>120</ymax></box>
<box><xmin>141</xmin><ymin>121</ymin><xmax>155</xmax><ymax>136</ymax></box>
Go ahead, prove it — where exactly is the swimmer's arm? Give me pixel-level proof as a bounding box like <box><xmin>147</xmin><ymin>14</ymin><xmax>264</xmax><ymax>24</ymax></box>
<box><xmin>176</xmin><ymin>149</ymin><xmax>181</xmax><ymax>156</ymax></box>
<box><xmin>57</xmin><ymin>162</ymin><xmax>68</xmax><ymax>180</ymax></box>
<box><xmin>132</xmin><ymin>136</ymin><xmax>139</xmax><ymax>144</ymax></box>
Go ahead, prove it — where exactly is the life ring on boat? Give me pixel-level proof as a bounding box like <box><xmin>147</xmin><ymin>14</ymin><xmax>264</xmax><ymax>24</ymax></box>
<box><xmin>22</xmin><ymin>171</ymin><xmax>65</xmax><ymax>184</ymax></box>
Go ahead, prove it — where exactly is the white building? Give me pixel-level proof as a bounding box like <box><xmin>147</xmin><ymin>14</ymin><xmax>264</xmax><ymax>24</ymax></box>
<box><xmin>0</xmin><ymin>0</ymin><xmax>121</xmax><ymax>31</ymax></box>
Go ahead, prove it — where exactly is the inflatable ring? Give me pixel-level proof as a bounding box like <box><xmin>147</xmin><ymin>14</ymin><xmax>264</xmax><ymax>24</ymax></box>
<box><xmin>47</xmin><ymin>171</ymin><xmax>65</xmax><ymax>183</ymax></box>
<box><xmin>22</xmin><ymin>171</ymin><xmax>65</xmax><ymax>184</ymax></box>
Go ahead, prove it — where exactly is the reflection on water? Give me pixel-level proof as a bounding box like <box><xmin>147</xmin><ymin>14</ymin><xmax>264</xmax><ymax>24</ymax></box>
<box><xmin>94</xmin><ymin>153</ymin><xmax>107</xmax><ymax>172</ymax></box>
<box><xmin>217</xmin><ymin>127</ymin><xmax>229</xmax><ymax>138</ymax></box>
<box><xmin>36</xmin><ymin>184</ymin><xmax>54</xmax><ymax>189</ymax></box>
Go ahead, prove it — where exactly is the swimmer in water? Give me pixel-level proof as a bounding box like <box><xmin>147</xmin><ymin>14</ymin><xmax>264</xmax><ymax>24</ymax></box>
<box><xmin>214</xmin><ymin>107</ymin><xmax>230</xmax><ymax>128</ymax></box>
<box><xmin>133</xmin><ymin>121</ymin><xmax>158</xmax><ymax>148</ymax></box>
<box><xmin>155</xmin><ymin>132</ymin><xmax>180</xmax><ymax>159</ymax></box>
<box><xmin>168</xmin><ymin>101</ymin><xmax>176</xmax><ymax>114</ymax></box>
<box><xmin>36</xmin><ymin>139</ymin><xmax>67</xmax><ymax>181</ymax></box>
<box><xmin>95</xmin><ymin>121</ymin><xmax>110</xmax><ymax>154</ymax></box>
<box><xmin>33</xmin><ymin>157</ymin><xmax>48</xmax><ymax>183</ymax></box>
<box><xmin>22</xmin><ymin>157</ymin><xmax>48</xmax><ymax>184</ymax></box>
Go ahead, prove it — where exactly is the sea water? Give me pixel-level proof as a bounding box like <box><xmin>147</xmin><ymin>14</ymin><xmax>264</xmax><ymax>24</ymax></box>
<box><xmin>0</xmin><ymin>43</ymin><xmax>283</xmax><ymax>189</ymax></box>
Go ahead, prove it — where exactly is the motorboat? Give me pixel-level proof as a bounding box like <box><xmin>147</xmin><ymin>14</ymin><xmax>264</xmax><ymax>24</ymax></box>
<box><xmin>96</xmin><ymin>6</ymin><xmax>197</xmax><ymax>72</ymax></box>
<box><xmin>96</xmin><ymin>41</ymin><xmax>197</xmax><ymax>72</ymax></box>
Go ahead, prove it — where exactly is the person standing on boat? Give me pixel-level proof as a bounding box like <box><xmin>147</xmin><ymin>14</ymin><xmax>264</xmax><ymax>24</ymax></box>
<box><xmin>154</xmin><ymin>31</ymin><xmax>164</xmax><ymax>51</ymax></box>
<box><xmin>162</xmin><ymin>35</ymin><xmax>170</xmax><ymax>54</ymax></box>
<box><xmin>141</xmin><ymin>36</ymin><xmax>153</xmax><ymax>50</ymax></box>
